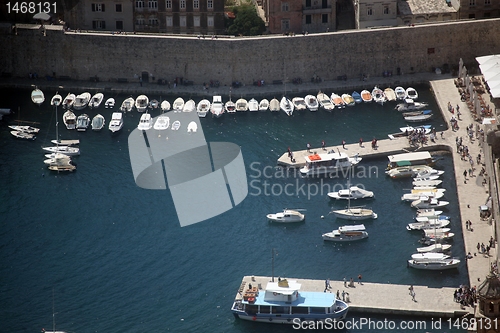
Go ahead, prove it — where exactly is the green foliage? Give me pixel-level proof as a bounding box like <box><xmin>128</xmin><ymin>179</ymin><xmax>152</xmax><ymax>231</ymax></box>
<box><xmin>226</xmin><ymin>4</ymin><xmax>265</xmax><ymax>36</ymax></box>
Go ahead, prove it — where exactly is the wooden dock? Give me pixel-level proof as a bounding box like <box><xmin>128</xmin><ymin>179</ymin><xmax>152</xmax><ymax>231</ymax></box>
<box><xmin>238</xmin><ymin>276</ymin><xmax>472</xmax><ymax>318</ymax></box>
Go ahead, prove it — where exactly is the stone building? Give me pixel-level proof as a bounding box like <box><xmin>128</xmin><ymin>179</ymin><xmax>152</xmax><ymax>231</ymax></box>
<box><xmin>397</xmin><ymin>0</ymin><xmax>458</xmax><ymax>26</ymax></box>
<box><xmin>64</xmin><ymin>0</ymin><xmax>135</xmax><ymax>31</ymax></box>
<box><xmin>353</xmin><ymin>0</ymin><xmax>398</xmax><ymax>29</ymax></box>
<box><xmin>453</xmin><ymin>0</ymin><xmax>500</xmax><ymax>19</ymax></box>
<box><xmin>475</xmin><ymin>270</ymin><xmax>500</xmax><ymax>333</ymax></box>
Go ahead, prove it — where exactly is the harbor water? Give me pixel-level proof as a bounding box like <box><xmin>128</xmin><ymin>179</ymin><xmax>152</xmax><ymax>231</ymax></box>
<box><xmin>0</xmin><ymin>84</ymin><xmax>467</xmax><ymax>332</ymax></box>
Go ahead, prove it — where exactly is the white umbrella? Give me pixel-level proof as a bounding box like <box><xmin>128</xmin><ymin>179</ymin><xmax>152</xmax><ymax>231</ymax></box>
<box><xmin>33</xmin><ymin>12</ymin><xmax>51</xmax><ymax>21</ymax></box>
<box><xmin>458</xmin><ymin>58</ymin><xmax>463</xmax><ymax>78</ymax></box>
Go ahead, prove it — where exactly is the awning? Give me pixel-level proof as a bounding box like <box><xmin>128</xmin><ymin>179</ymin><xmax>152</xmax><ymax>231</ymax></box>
<box><xmin>476</xmin><ymin>55</ymin><xmax>500</xmax><ymax>98</ymax></box>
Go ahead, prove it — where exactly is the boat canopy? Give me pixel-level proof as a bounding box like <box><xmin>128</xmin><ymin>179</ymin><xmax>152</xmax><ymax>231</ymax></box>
<box><xmin>339</xmin><ymin>224</ymin><xmax>366</xmax><ymax>232</ymax></box>
<box><xmin>388</xmin><ymin>151</ymin><xmax>432</xmax><ymax>164</ymax></box>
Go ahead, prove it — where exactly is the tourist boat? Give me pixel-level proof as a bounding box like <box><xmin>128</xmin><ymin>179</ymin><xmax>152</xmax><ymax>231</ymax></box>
<box><xmin>231</xmin><ymin>278</ymin><xmax>349</xmax><ymax>324</ymax></box>
<box><xmin>327</xmin><ymin>186</ymin><xmax>374</xmax><ymax>200</ymax></box>
<box><xmin>105</xmin><ymin>98</ymin><xmax>115</xmax><ymax>108</ymax></box>
<box><xmin>76</xmin><ymin>114</ymin><xmax>90</xmax><ymax>131</ymax></box>
<box><xmin>341</xmin><ymin>93</ymin><xmax>355</xmax><ymax>107</ymax></box>
<box><xmin>411</xmin><ymin>197</ymin><xmax>450</xmax><ymax>209</ymax></box>
<box><xmin>259</xmin><ymin>99</ymin><xmax>269</xmax><ymax>111</ymax></box>
<box><xmin>330</xmin><ymin>93</ymin><xmax>345</xmax><ymax>108</ymax></box>
<box><xmin>360</xmin><ymin>90</ymin><xmax>372</xmax><ymax>102</ymax></box>
<box><xmin>292</xmin><ymin>97</ymin><xmax>307</xmax><ymax>111</ymax></box>
<box><xmin>211</xmin><ymin>96</ymin><xmax>224</xmax><ymax>118</ymax></box>
<box><xmin>384</xmin><ymin>87</ymin><xmax>396</xmax><ymax>101</ymax></box>
<box><xmin>394</xmin><ymin>86</ymin><xmax>406</xmax><ymax>100</ymax></box>
<box><xmin>404</xmin><ymin>113</ymin><xmax>433</xmax><ymax>122</ymax></box>
<box><xmin>267</xmin><ymin>209</ymin><xmax>305</xmax><ymax>223</ymax></box>
<box><xmin>386</xmin><ymin>165</ymin><xmax>438</xmax><ymax>179</ymax></box>
<box><xmin>406</xmin><ymin>87</ymin><xmax>418</xmax><ymax>100</ymax></box>
<box><xmin>8</xmin><ymin>125</ymin><xmax>40</xmax><ymax>134</ymax></box>
<box><xmin>300</xmin><ymin>152</ymin><xmax>362</xmax><ymax>177</ymax></box>
<box><xmin>50</xmin><ymin>139</ymin><xmax>79</xmax><ymax>146</ymax></box>
<box><xmin>248</xmin><ymin>98</ymin><xmax>259</xmax><ymax>112</ymax></box>
<box><xmin>10</xmin><ymin>130</ymin><xmax>36</xmax><ymax>140</ymax></box>
<box><xmin>171</xmin><ymin>120</ymin><xmax>181</xmax><ymax>131</ymax></box>
<box><xmin>91</xmin><ymin>114</ymin><xmax>105</xmax><ymax>131</ymax></box>
<box><xmin>322</xmin><ymin>224</ymin><xmax>368</xmax><ymax>242</ymax></box>
<box><xmin>137</xmin><ymin>112</ymin><xmax>153</xmax><ymax>130</ymax></box>
<box><xmin>149</xmin><ymin>99</ymin><xmax>159</xmax><ymax>109</ymax></box>
<box><xmin>416</xmin><ymin>243</ymin><xmax>452</xmax><ymax>253</ymax></box>
<box><xmin>352</xmin><ymin>91</ymin><xmax>362</xmax><ymax>103</ymax></box>
<box><xmin>173</xmin><ymin>97</ymin><xmax>184</xmax><ymax>112</ymax></box>
<box><xmin>395</xmin><ymin>99</ymin><xmax>428</xmax><ymax>112</ymax></box>
<box><xmin>182</xmin><ymin>99</ymin><xmax>196</xmax><ymax>113</ymax></box>
<box><xmin>73</xmin><ymin>92</ymin><xmax>91</xmax><ymax>110</ymax></box>
<box><xmin>161</xmin><ymin>100</ymin><xmax>171</xmax><ymax>112</ymax></box>
<box><xmin>225</xmin><ymin>99</ymin><xmax>236</xmax><ymax>113</ymax></box>
<box><xmin>108</xmin><ymin>112</ymin><xmax>124</xmax><ymax>133</ymax></box>
<box><xmin>120</xmin><ymin>97</ymin><xmax>135</xmax><ymax>112</ymax></box>
<box><xmin>235</xmin><ymin>98</ymin><xmax>248</xmax><ymax>112</ymax></box>
<box><xmin>280</xmin><ymin>96</ymin><xmax>294</xmax><ymax>116</ymax></box>
<box><xmin>89</xmin><ymin>93</ymin><xmax>104</xmax><ymax>109</ymax></box>
<box><xmin>412</xmin><ymin>179</ymin><xmax>442</xmax><ymax>187</ymax></box>
<box><xmin>406</xmin><ymin>217</ymin><xmax>450</xmax><ymax>231</ymax></box>
<box><xmin>387</xmin><ymin>151</ymin><xmax>435</xmax><ymax>170</ymax></box>
<box><xmin>62</xmin><ymin>93</ymin><xmax>75</xmax><ymax>109</ymax></box>
<box><xmin>371</xmin><ymin>87</ymin><xmax>386</xmax><ymax>105</ymax></box>
<box><xmin>31</xmin><ymin>87</ymin><xmax>45</xmax><ymax>105</ymax></box>
<box><xmin>135</xmin><ymin>95</ymin><xmax>149</xmax><ymax>112</ymax></box>
<box><xmin>197</xmin><ymin>99</ymin><xmax>211</xmax><ymax>118</ymax></box>
<box><xmin>153</xmin><ymin>114</ymin><xmax>170</xmax><ymax>131</ymax></box>
<box><xmin>62</xmin><ymin>110</ymin><xmax>76</xmax><ymax>130</ymax></box>
<box><xmin>317</xmin><ymin>92</ymin><xmax>334</xmax><ymax>111</ymax></box>
<box><xmin>304</xmin><ymin>95</ymin><xmax>319</xmax><ymax>111</ymax></box>
<box><xmin>42</xmin><ymin>145</ymin><xmax>80</xmax><ymax>156</ymax></box>
<box><xmin>269</xmin><ymin>98</ymin><xmax>280</xmax><ymax>112</ymax></box>
<box><xmin>51</xmin><ymin>93</ymin><xmax>62</xmax><ymax>107</ymax></box>
<box><xmin>407</xmin><ymin>253</ymin><xmax>460</xmax><ymax>270</ymax></box>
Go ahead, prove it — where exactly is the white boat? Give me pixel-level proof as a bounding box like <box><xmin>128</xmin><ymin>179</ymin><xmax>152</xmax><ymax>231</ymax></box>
<box><xmin>304</xmin><ymin>95</ymin><xmax>319</xmax><ymax>111</ymax></box>
<box><xmin>407</xmin><ymin>217</ymin><xmax>450</xmax><ymax>231</ymax></box>
<box><xmin>172</xmin><ymin>97</ymin><xmax>184</xmax><ymax>112</ymax></box>
<box><xmin>43</xmin><ymin>145</ymin><xmax>80</xmax><ymax>156</ymax></box>
<box><xmin>48</xmin><ymin>164</ymin><xmax>76</xmax><ymax>172</ymax></box>
<box><xmin>210</xmin><ymin>96</ymin><xmax>224</xmax><ymax>118</ymax></box>
<box><xmin>197</xmin><ymin>99</ymin><xmax>211</xmax><ymax>118</ymax></box>
<box><xmin>51</xmin><ymin>94</ymin><xmax>62</xmax><ymax>106</ymax></box>
<box><xmin>384</xmin><ymin>88</ymin><xmax>396</xmax><ymax>101</ymax></box>
<box><xmin>183</xmin><ymin>99</ymin><xmax>196</xmax><ymax>112</ymax></box>
<box><xmin>395</xmin><ymin>99</ymin><xmax>428</xmax><ymax>112</ymax></box>
<box><xmin>31</xmin><ymin>88</ymin><xmax>45</xmax><ymax>105</ymax></box>
<box><xmin>8</xmin><ymin>125</ymin><xmax>40</xmax><ymax>133</ymax></box>
<box><xmin>108</xmin><ymin>112</ymin><xmax>124</xmax><ymax>133</ymax></box>
<box><xmin>292</xmin><ymin>97</ymin><xmax>307</xmax><ymax>111</ymax></box>
<box><xmin>408</xmin><ymin>253</ymin><xmax>460</xmax><ymax>270</ymax></box>
<box><xmin>411</xmin><ymin>198</ymin><xmax>450</xmax><ymax>209</ymax></box>
<box><xmin>360</xmin><ymin>90</ymin><xmax>372</xmax><ymax>103</ymax></box>
<box><xmin>153</xmin><ymin>114</ymin><xmax>170</xmax><ymax>131</ymax></box>
<box><xmin>341</xmin><ymin>93</ymin><xmax>355</xmax><ymax>107</ymax></box>
<box><xmin>43</xmin><ymin>152</ymin><xmax>71</xmax><ymax>165</ymax></box>
<box><xmin>386</xmin><ymin>165</ymin><xmax>438</xmax><ymax>179</ymax></box>
<box><xmin>76</xmin><ymin>114</ymin><xmax>90</xmax><ymax>131</ymax></box>
<box><xmin>371</xmin><ymin>87</ymin><xmax>386</xmax><ymax>105</ymax></box>
<box><xmin>331</xmin><ymin>206</ymin><xmax>377</xmax><ymax>221</ymax></box>
<box><xmin>402</xmin><ymin>109</ymin><xmax>432</xmax><ymax>117</ymax></box>
<box><xmin>10</xmin><ymin>130</ymin><xmax>36</xmax><ymax>140</ymax></box>
<box><xmin>394</xmin><ymin>86</ymin><xmax>406</xmax><ymax>100</ymax></box>
<box><xmin>248</xmin><ymin>98</ymin><xmax>259</xmax><ymax>112</ymax></box>
<box><xmin>120</xmin><ymin>97</ymin><xmax>135</xmax><ymax>112</ymax></box>
<box><xmin>412</xmin><ymin>179</ymin><xmax>442</xmax><ymax>187</ymax></box>
<box><xmin>160</xmin><ymin>100</ymin><xmax>171</xmax><ymax>112</ymax></box>
<box><xmin>404</xmin><ymin>113</ymin><xmax>432</xmax><ymax>122</ymax></box>
<box><xmin>322</xmin><ymin>224</ymin><xmax>368</xmax><ymax>242</ymax></box>
<box><xmin>149</xmin><ymin>99</ymin><xmax>159</xmax><ymax>109</ymax></box>
<box><xmin>406</xmin><ymin>87</ymin><xmax>418</xmax><ymax>100</ymax></box>
<box><xmin>300</xmin><ymin>151</ymin><xmax>362</xmax><ymax>177</ymax></box>
<box><xmin>416</xmin><ymin>243</ymin><xmax>452</xmax><ymax>253</ymax></box>
<box><xmin>401</xmin><ymin>189</ymin><xmax>446</xmax><ymax>202</ymax></box>
<box><xmin>280</xmin><ymin>96</ymin><xmax>294</xmax><ymax>116</ymax></box>
<box><xmin>89</xmin><ymin>93</ymin><xmax>104</xmax><ymax>109</ymax></box>
<box><xmin>187</xmin><ymin>121</ymin><xmax>198</xmax><ymax>132</ymax></box>
<box><xmin>62</xmin><ymin>93</ymin><xmax>75</xmax><ymax>109</ymax></box>
<box><xmin>327</xmin><ymin>186</ymin><xmax>374</xmax><ymax>200</ymax></box>
<box><xmin>317</xmin><ymin>92</ymin><xmax>334</xmax><ymax>110</ymax></box>
<box><xmin>135</xmin><ymin>95</ymin><xmax>149</xmax><ymax>112</ymax></box>
<box><xmin>231</xmin><ymin>278</ymin><xmax>348</xmax><ymax>324</ymax></box>
<box><xmin>225</xmin><ymin>99</ymin><xmax>236</xmax><ymax>113</ymax></box>
<box><xmin>236</xmin><ymin>98</ymin><xmax>248</xmax><ymax>112</ymax></box>
<box><xmin>91</xmin><ymin>114</ymin><xmax>105</xmax><ymax>131</ymax></box>
<box><xmin>62</xmin><ymin>110</ymin><xmax>76</xmax><ymax>130</ymax></box>
<box><xmin>105</xmin><ymin>98</ymin><xmax>115</xmax><ymax>108</ymax></box>
<box><xmin>259</xmin><ymin>99</ymin><xmax>269</xmax><ymax>111</ymax></box>
<box><xmin>423</xmin><ymin>228</ymin><xmax>454</xmax><ymax>238</ymax></box>
<box><xmin>50</xmin><ymin>139</ymin><xmax>79</xmax><ymax>146</ymax></box>
<box><xmin>330</xmin><ymin>93</ymin><xmax>345</xmax><ymax>108</ymax></box>
<box><xmin>352</xmin><ymin>91</ymin><xmax>362</xmax><ymax>103</ymax></box>
<box><xmin>137</xmin><ymin>113</ymin><xmax>152</xmax><ymax>130</ymax></box>
<box><xmin>387</xmin><ymin>151</ymin><xmax>434</xmax><ymax>169</ymax></box>
<box><xmin>171</xmin><ymin>120</ymin><xmax>181</xmax><ymax>131</ymax></box>
<box><xmin>267</xmin><ymin>209</ymin><xmax>305</xmax><ymax>223</ymax></box>
<box><xmin>416</xmin><ymin>209</ymin><xmax>443</xmax><ymax>217</ymax></box>
<box><xmin>269</xmin><ymin>98</ymin><xmax>280</xmax><ymax>112</ymax></box>
<box><xmin>415</xmin><ymin>168</ymin><xmax>444</xmax><ymax>179</ymax></box>
<box><xmin>73</xmin><ymin>92</ymin><xmax>91</xmax><ymax>110</ymax></box>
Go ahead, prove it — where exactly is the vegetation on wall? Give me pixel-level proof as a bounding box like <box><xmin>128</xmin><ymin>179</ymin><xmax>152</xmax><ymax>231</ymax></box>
<box><xmin>226</xmin><ymin>4</ymin><xmax>266</xmax><ymax>36</ymax></box>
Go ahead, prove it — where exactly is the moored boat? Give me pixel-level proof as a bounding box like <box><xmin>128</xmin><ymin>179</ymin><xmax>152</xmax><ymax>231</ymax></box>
<box><xmin>120</xmin><ymin>97</ymin><xmax>135</xmax><ymax>112</ymax></box>
<box><xmin>137</xmin><ymin>112</ymin><xmax>153</xmax><ymax>130</ymax></box>
<box><xmin>183</xmin><ymin>99</ymin><xmax>196</xmax><ymax>112</ymax></box>
<box><xmin>304</xmin><ymin>95</ymin><xmax>319</xmax><ymax>111</ymax></box>
<box><xmin>352</xmin><ymin>91</ymin><xmax>362</xmax><ymax>103</ymax></box>
<box><xmin>91</xmin><ymin>114</ymin><xmax>105</xmax><ymax>131</ymax></box>
<box><xmin>384</xmin><ymin>87</ymin><xmax>396</xmax><ymax>101</ymax></box>
<box><xmin>172</xmin><ymin>97</ymin><xmax>184</xmax><ymax>112</ymax></box>
<box><xmin>108</xmin><ymin>112</ymin><xmax>123</xmax><ymax>133</ymax></box>
<box><xmin>327</xmin><ymin>186</ymin><xmax>374</xmax><ymax>200</ymax></box>
<box><xmin>416</xmin><ymin>243</ymin><xmax>452</xmax><ymax>253</ymax></box>
<box><xmin>135</xmin><ymin>95</ymin><xmax>149</xmax><ymax>112</ymax></box>
<box><xmin>153</xmin><ymin>113</ymin><xmax>170</xmax><ymax>131</ymax></box>
<box><xmin>408</xmin><ymin>253</ymin><xmax>460</xmax><ymax>270</ymax></box>
<box><xmin>341</xmin><ymin>93</ymin><xmax>355</xmax><ymax>107</ymax></box>
<box><xmin>292</xmin><ymin>97</ymin><xmax>307</xmax><ymax>111</ymax></box>
<box><xmin>406</xmin><ymin>87</ymin><xmax>418</xmax><ymax>100</ymax></box>
<box><xmin>317</xmin><ymin>92</ymin><xmax>334</xmax><ymax>111</ymax></box>
<box><xmin>225</xmin><ymin>99</ymin><xmax>236</xmax><ymax>113</ymax></box>
<box><xmin>76</xmin><ymin>114</ymin><xmax>90</xmax><ymax>131</ymax></box>
<box><xmin>236</xmin><ymin>98</ymin><xmax>248</xmax><ymax>112</ymax></box>
<box><xmin>161</xmin><ymin>100</ymin><xmax>171</xmax><ymax>112</ymax></box>
<box><xmin>8</xmin><ymin>125</ymin><xmax>40</xmax><ymax>133</ymax></box>
<box><xmin>211</xmin><ymin>96</ymin><xmax>224</xmax><ymax>118</ymax></box>
<box><xmin>51</xmin><ymin>93</ymin><xmax>62</xmax><ymax>106</ymax></box>
<box><xmin>73</xmin><ymin>92</ymin><xmax>91</xmax><ymax>110</ymax></box>
<box><xmin>42</xmin><ymin>145</ymin><xmax>80</xmax><ymax>156</ymax></box>
<box><xmin>259</xmin><ymin>99</ymin><xmax>269</xmax><ymax>111</ymax></box>
<box><xmin>31</xmin><ymin>88</ymin><xmax>45</xmax><ymax>105</ymax></box>
<box><xmin>280</xmin><ymin>97</ymin><xmax>294</xmax><ymax>116</ymax></box>
<box><xmin>248</xmin><ymin>98</ymin><xmax>259</xmax><ymax>112</ymax></box>
<box><xmin>267</xmin><ymin>209</ymin><xmax>305</xmax><ymax>223</ymax></box>
<box><xmin>269</xmin><ymin>98</ymin><xmax>280</xmax><ymax>112</ymax></box>
<box><xmin>331</xmin><ymin>207</ymin><xmax>377</xmax><ymax>221</ymax></box>
<box><xmin>171</xmin><ymin>120</ymin><xmax>181</xmax><ymax>131</ymax></box>
<box><xmin>371</xmin><ymin>87</ymin><xmax>386</xmax><ymax>105</ymax></box>
<box><xmin>89</xmin><ymin>93</ymin><xmax>104</xmax><ymax>109</ymax></box>
<box><xmin>62</xmin><ymin>93</ymin><xmax>75</xmax><ymax>109</ymax></box>
<box><xmin>360</xmin><ymin>90</ymin><xmax>372</xmax><ymax>102</ymax></box>
<box><xmin>105</xmin><ymin>98</ymin><xmax>115</xmax><ymax>108</ymax></box>
<box><xmin>10</xmin><ymin>130</ymin><xmax>36</xmax><ymax>140</ymax></box>
<box><xmin>322</xmin><ymin>224</ymin><xmax>368</xmax><ymax>242</ymax></box>
<box><xmin>197</xmin><ymin>99</ymin><xmax>211</xmax><ymax>118</ymax></box>
<box><xmin>330</xmin><ymin>93</ymin><xmax>345</xmax><ymax>108</ymax></box>
<box><xmin>300</xmin><ymin>152</ymin><xmax>362</xmax><ymax>177</ymax></box>
<box><xmin>149</xmin><ymin>99</ymin><xmax>159</xmax><ymax>109</ymax></box>
<box><xmin>411</xmin><ymin>198</ymin><xmax>450</xmax><ymax>209</ymax></box>
<box><xmin>62</xmin><ymin>110</ymin><xmax>77</xmax><ymax>130</ymax></box>
<box><xmin>404</xmin><ymin>113</ymin><xmax>433</xmax><ymax>122</ymax></box>
<box><xmin>394</xmin><ymin>86</ymin><xmax>406</xmax><ymax>100</ymax></box>
<box><xmin>395</xmin><ymin>99</ymin><xmax>428</xmax><ymax>112</ymax></box>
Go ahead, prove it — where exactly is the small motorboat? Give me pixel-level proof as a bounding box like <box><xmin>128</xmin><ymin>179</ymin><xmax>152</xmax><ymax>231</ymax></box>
<box><xmin>91</xmin><ymin>114</ymin><xmax>105</xmax><ymax>131</ymax></box>
<box><xmin>172</xmin><ymin>97</ymin><xmax>184</xmax><ymax>112</ymax></box>
<box><xmin>137</xmin><ymin>112</ymin><xmax>152</xmax><ymax>130</ymax></box>
<box><xmin>352</xmin><ymin>91</ymin><xmax>362</xmax><ymax>104</ymax></box>
<box><xmin>330</xmin><ymin>93</ymin><xmax>345</xmax><ymax>108</ymax></box>
<box><xmin>149</xmin><ymin>99</ymin><xmax>159</xmax><ymax>109</ymax></box>
<box><xmin>406</xmin><ymin>87</ymin><xmax>418</xmax><ymax>100</ymax></box>
<box><xmin>135</xmin><ymin>95</ymin><xmax>149</xmax><ymax>112</ymax></box>
<box><xmin>327</xmin><ymin>186</ymin><xmax>374</xmax><ymax>200</ymax></box>
<box><xmin>360</xmin><ymin>90</ymin><xmax>372</xmax><ymax>102</ymax></box>
<box><xmin>31</xmin><ymin>88</ymin><xmax>45</xmax><ymax>105</ymax></box>
<box><xmin>248</xmin><ymin>98</ymin><xmax>259</xmax><ymax>112</ymax></box>
<box><xmin>235</xmin><ymin>98</ymin><xmax>248</xmax><ymax>112</ymax></box>
<box><xmin>371</xmin><ymin>87</ymin><xmax>386</xmax><ymax>105</ymax></box>
<box><xmin>384</xmin><ymin>88</ymin><xmax>396</xmax><ymax>101</ymax></box>
<box><xmin>269</xmin><ymin>98</ymin><xmax>280</xmax><ymax>112</ymax></box>
<box><xmin>225</xmin><ymin>99</ymin><xmax>236</xmax><ymax>113</ymax></box>
<box><xmin>341</xmin><ymin>93</ymin><xmax>355</xmax><ymax>107</ymax></box>
<box><xmin>51</xmin><ymin>93</ymin><xmax>62</xmax><ymax>107</ymax></box>
<box><xmin>317</xmin><ymin>92</ymin><xmax>334</xmax><ymax>111</ymax></box>
<box><xmin>292</xmin><ymin>97</ymin><xmax>307</xmax><ymax>111</ymax></box>
<box><xmin>267</xmin><ymin>209</ymin><xmax>305</xmax><ymax>223</ymax></box>
<box><xmin>89</xmin><ymin>93</ymin><xmax>104</xmax><ymax>109</ymax></box>
<box><xmin>108</xmin><ymin>112</ymin><xmax>124</xmax><ymax>133</ymax></box>
<box><xmin>280</xmin><ymin>97</ymin><xmax>294</xmax><ymax>116</ymax></box>
<box><xmin>161</xmin><ymin>100</ymin><xmax>171</xmax><ymax>112</ymax></box>
<box><xmin>304</xmin><ymin>95</ymin><xmax>319</xmax><ymax>111</ymax></box>
<box><xmin>171</xmin><ymin>120</ymin><xmax>181</xmax><ymax>131</ymax></box>
<box><xmin>322</xmin><ymin>224</ymin><xmax>368</xmax><ymax>242</ymax></box>
<box><xmin>73</xmin><ymin>92</ymin><xmax>91</xmax><ymax>110</ymax></box>
<box><xmin>42</xmin><ymin>145</ymin><xmax>80</xmax><ymax>156</ymax></box>
<box><xmin>153</xmin><ymin>114</ymin><xmax>170</xmax><ymax>131</ymax></box>
<box><xmin>259</xmin><ymin>99</ymin><xmax>269</xmax><ymax>111</ymax></box>
<box><xmin>210</xmin><ymin>96</ymin><xmax>224</xmax><ymax>118</ymax></box>
<box><xmin>120</xmin><ymin>97</ymin><xmax>135</xmax><ymax>112</ymax></box>
<box><xmin>394</xmin><ymin>86</ymin><xmax>406</xmax><ymax>100</ymax></box>
<box><xmin>182</xmin><ymin>99</ymin><xmax>195</xmax><ymax>112</ymax></box>
<box><xmin>76</xmin><ymin>114</ymin><xmax>90</xmax><ymax>131</ymax></box>
<box><xmin>63</xmin><ymin>110</ymin><xmax>77</xmax><ymax>130</ymax></box>
<box><xmin>10</xmin><ymin>130</ymin><xmax>36</xmax><ymax>140</ymax></box>
<box><xmin>105</xmin><ymin>98</ymin><xmax>115</xmax><ymax>108</ymax></box>
<box><xmin>411</xmin><ymin>198</ymin><xmax>450</xmax><ymax>209</ymax></box>
<box><xmin>63</xmin><ymin>93</ymin><xmax>76</xmax><ymax>109</ymax></box>
<box><xmin>197</xmin><ymin>99</ymin><xmax>211</xmax><ymax>118</ymax></box>
<box><xmin>8</xmin><ymin>125</ymin><xmax>40</xmax><ymax>134</ymax></box>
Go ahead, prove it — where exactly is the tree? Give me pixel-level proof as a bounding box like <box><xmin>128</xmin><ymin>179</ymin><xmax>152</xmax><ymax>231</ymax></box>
<box><xmin>226</xmin><ymin>4</ymin><xmax>265</xmax><ymax>36</ymax></box>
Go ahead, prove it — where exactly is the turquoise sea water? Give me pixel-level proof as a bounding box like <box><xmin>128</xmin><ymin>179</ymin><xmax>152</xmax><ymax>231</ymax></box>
<box><xmin>0</xmin><ymin>84</ymin><xmax>467</xmax><ymax>332</ymax></box>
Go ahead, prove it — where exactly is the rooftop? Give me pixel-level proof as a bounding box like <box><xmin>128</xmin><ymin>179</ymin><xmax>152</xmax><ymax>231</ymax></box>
<box><xmin>398</xmin><ymin>0</ymin><xmax>457</xmax><ymax>16</ymax></box>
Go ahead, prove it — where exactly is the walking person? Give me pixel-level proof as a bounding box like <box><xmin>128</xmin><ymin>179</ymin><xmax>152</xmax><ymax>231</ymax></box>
<box><xmin>322</xmin><ymin>140</ymin><xmax>326</xmax><ymax>150</ymax></box>
<box><xmin>342</xmin><ymin>140</ymin><xmax>346</xmax><ymax>149</ymax></box>
<box><xmin>359</xmin><ymin>138</ymin><xmax>363</xmax><ymax>147</ymax></box>
<box><xmin>358</xmin><ymin>274</ymin><xmax>362</xmax><ymax>284</ymax></box>
<box><xmin>343</xmin><ymin>277</ymin><xmax>347</xmax><ymax>287</ymax></box>
<box><xmin>307</xmin><ymin>143</ymin><xmax>311</xmax><ymax>153</ymax></box>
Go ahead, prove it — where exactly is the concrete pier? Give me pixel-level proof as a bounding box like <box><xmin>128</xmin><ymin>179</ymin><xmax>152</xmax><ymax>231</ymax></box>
<box><xmin>238</xmin><ymin>276</ymin><xmax>472</xmax><ymax>318</ymax></box>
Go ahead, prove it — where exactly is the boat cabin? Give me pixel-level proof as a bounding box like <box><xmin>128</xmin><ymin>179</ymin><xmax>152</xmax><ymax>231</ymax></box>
<box><xmin>300</xmin><ymin>152</ymin><xmax>360</xmax><ymax>176</ymax></box>
<box><xmin>387</xmin><ymin>151</ymin><xmax>434</xmax><ymax>169</ymax></box>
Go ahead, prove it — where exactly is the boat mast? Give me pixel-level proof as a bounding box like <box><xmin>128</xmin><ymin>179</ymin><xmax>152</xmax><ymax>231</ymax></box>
<box><xmin>271</xmin><ymin>248</ymin><xmax>275</xmax><ymax>282</ymax></box>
